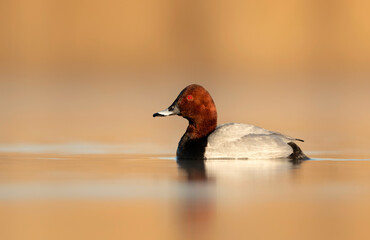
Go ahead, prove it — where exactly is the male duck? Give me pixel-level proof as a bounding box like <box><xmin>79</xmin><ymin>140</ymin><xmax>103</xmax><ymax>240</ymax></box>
<box><xmin>153</xmin><ymin>84</ymin><xmax>308</xmax><ymax>160</ymax></box>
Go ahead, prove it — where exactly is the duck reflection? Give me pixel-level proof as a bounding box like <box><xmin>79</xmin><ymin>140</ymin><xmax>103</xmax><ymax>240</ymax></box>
<box><xmin>176</xmin><ymin>159</ymin><xmax>208</xmax><ymax>182</ymax></box>
<box><xmin>176</xmin><ymin>158</ymin><xmax>212</xmax><ymax>238</ymax></box>
<box><xmin>175</xmin><ymin>158</ymin><xmax>305</xmax><ymax>238</ymax></box>
<box><xmin>177</xmin><ymin>158</ymin><xmax>305</xmax><ymax>182</ymax></box>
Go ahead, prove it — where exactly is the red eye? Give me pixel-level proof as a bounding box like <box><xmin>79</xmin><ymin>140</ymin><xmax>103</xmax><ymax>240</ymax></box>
<box><xmin>187</xmin><ymin>95</ymin><xmax>193</xmax><ymax>100</ymax></box>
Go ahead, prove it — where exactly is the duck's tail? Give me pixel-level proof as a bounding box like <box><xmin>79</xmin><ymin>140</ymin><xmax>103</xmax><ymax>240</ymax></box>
<box><xmin>288</xmin><ymin>142</ymin><xmax>309</xmax><ymax>161</ymax></box>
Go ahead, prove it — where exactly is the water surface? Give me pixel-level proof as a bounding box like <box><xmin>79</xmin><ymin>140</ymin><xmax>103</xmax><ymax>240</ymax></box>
<box><xmin>1</xmin><ymin>150</ymin><xmax>370</xmax><ymax>240</ymax></box>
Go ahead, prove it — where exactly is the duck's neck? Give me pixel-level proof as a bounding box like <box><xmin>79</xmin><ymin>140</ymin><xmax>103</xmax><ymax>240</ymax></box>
<box><xmin>185</xmin><ymin>117</ymin><xmax>217</xmax><ymax>139</ymax></box>
<box><xmin>177</xmin><ymin>113</ymin><xmax>217</xmax><ymax>160</ymax></box>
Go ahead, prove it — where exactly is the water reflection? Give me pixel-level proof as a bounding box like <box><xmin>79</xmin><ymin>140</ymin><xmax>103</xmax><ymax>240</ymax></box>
<box><xmin>177</xmin><ymin>158</ymin><xmax>304</xmax><ymax>183</ymax></box>
<box><xmin>176</xmin><ymin>159</ymin><xmax>212</xmax><ymax>239</ymax></box>
<box><xmin>177</xmin><ymin>159</ymin><xmax>208</xmax><ymax>182</ymax></box>
<box><xmin>175</xmin><ymin>158</ymin><xmax>304</xmax><ymax>238</ymax></box>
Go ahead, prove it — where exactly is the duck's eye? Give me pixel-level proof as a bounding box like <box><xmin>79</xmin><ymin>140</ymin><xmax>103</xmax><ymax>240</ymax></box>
<box><xmin>186</xmin><ymin>95</ymin><xmax>193</xmax><ymax>101</ymax></box>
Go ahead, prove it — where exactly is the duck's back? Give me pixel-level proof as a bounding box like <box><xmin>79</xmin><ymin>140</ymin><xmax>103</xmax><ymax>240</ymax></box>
<box><xmin>204</xmin><ymin>123</ymin><xmax>303</xmax><ymax>159</ymax></box>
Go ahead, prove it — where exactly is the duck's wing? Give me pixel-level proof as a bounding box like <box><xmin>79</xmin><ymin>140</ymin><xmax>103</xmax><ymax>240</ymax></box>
<box><xmin>205</xmin><ymin>123</ymin><xmax>303</xmax><ymax>159</ymax></box>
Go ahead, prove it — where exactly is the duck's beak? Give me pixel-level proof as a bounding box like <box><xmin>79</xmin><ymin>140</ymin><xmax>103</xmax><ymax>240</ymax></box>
<box><xmin>153</xmin><ymin>108</ymin><xmax>175</xmax><ymax>117</ymax></box>
<box><xmin>153</xmin><ymin>103</ymin><xmax>180</xmax><ymax>117</ymax></box>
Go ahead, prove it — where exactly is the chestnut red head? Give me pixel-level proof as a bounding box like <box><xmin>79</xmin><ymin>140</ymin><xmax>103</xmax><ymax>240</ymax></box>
<box><xmin>153</xmin><ymin>84</ymin><xmax>217</xmax><ymax>125</ymax></box>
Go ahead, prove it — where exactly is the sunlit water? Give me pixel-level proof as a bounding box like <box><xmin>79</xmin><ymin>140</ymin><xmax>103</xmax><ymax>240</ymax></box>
<box><xmin>1</xmin><ymin>145</ymin><xmax>370</xmax><ymax>240</ymax></box>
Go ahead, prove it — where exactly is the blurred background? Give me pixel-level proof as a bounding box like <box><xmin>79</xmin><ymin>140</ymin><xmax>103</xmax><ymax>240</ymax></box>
<box><xmin>0</xmin><ymin>0</ymin><xmax>369</xmax><ymax>154</ymax></box>
<box><xmin>1</xmin><ymin>2</ymin><xmax>370</xmax><ymax>240</ymax></box>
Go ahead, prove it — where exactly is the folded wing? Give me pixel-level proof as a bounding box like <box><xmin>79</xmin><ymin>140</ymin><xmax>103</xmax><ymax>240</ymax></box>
<box><xmin>205</xmin><ymin>123</ymin><xmax>302</xmax><ymax>159</ymax></box>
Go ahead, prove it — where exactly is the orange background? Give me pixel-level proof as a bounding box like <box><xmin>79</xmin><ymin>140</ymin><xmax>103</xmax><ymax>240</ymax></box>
<box><xmin>0</xmin><ymin>0</ymin><xmax>369</xmax><ymax>153</ymax></box>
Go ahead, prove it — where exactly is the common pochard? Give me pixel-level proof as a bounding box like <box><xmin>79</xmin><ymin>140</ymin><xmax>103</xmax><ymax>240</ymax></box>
<box><xmin>153</xmin><ymin>84</ymin><xmax>308</xmax><ymax>161</ymax></box>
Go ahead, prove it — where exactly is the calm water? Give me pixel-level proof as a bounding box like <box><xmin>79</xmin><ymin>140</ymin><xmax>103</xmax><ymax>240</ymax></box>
<box><xmin>1</xmin><ymin>149</ymin><xmax>370</xmax><ymax>240</ymax></box>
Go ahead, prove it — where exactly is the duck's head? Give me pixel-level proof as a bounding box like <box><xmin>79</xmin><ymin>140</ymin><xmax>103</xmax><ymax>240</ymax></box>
<box><xmin>153</xmin><ymin>84</ymin><xmax>217</xmax><ymax>125</ymax></box>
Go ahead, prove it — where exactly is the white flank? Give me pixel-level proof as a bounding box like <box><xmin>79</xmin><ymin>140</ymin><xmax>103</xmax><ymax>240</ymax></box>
<box><xmin>204</xmin><ymin>123</ymin><xmax>298</xmax><ymax>159</ymax></box>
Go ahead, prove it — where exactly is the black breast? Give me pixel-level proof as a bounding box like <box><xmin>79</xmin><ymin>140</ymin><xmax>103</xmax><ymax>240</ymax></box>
<box><xmin>177</xmin><ymin>134</ymin><xmax>208</xmax><ymax>160</ymax></box>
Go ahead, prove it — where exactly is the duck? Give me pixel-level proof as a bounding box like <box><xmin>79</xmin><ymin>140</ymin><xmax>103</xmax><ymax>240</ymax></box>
<box><xmin>153</xmin><ymin>84</ymin><xmax>308</xmax><ymax>161</ymax></box>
